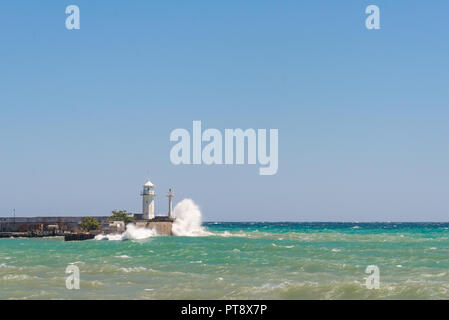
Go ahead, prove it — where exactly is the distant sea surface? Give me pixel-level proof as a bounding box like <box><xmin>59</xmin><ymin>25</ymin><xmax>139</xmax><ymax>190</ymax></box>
<box><xmin>1</xmin><ymin>222</ymin><xmax>449</xmax><ymax>299</ymax></box>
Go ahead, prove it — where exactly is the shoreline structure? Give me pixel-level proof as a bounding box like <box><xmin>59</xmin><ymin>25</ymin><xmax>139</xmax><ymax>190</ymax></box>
<box><xmin>0</xmin><ymin>179</ymin><xmax>175</xmax><ymax>239</ymax></box>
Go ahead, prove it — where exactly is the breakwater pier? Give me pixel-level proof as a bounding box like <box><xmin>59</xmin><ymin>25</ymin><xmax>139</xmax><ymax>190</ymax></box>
<box><xmin>0</xmin><ymin>216</ymin><xmax>110</xmax><ymax>233</ymax></box>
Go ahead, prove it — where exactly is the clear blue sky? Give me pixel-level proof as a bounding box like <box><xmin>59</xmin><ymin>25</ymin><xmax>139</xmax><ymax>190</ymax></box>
<box><xmin>0</xmin><ymin>1</ymin><xmax>448</xmax><ymax>221</ymax></box>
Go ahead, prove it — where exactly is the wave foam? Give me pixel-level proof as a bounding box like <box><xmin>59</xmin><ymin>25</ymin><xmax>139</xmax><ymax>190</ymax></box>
<box><xmin>172</xmin><ymin>199</ymin><xmax>212</xmax><ymax>236</ymax></box>
<box><xmin>95</xmin><ymin>224</ymin><xmax>157</xmax><ymax>241</ymax></box>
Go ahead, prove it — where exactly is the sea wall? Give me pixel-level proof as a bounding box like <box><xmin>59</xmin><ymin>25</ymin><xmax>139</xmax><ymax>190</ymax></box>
<box><xmin>135</xmin><ymin>220</ymin><xmax>173</xmax><ymax>235</ymax></box>
<box><xmin>0</xmin><ymin>216</ymin><xmax>109</xmax><ymax>233</ymax></box>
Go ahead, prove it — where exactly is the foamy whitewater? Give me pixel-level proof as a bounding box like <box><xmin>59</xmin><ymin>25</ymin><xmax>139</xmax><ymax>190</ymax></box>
<box><xmin>95</xmin><ymin>199</ymin><xmax>210</xmax><ymax>241</ymax></box>
<box><xmin>172</xmin><ymin>199</ymin><xmax>212</xmax><ymax>236</ymax></box>
<box><xmin>2</xmin><ymin>222</ymin><xmax>449</xmax><ymax>299</ymax></box>
<box><xmin>95</xmin><ymin>224</ymin><xmax>158</xmax><ymax>241</ymax></box>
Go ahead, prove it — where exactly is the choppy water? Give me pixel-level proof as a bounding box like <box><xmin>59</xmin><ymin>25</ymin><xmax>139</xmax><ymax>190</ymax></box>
<box><xmin>1</xmin><ymin>222</ymin><xmax>449</xmax><ymax>299</ymax></box>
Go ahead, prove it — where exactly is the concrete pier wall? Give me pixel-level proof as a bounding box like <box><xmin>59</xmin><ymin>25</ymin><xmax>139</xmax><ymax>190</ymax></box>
<box><xmin>135</xmin><ymin>220</ymin><xmax>173</xmax><ymax>235</ymax></box>
<box><xmin>0</xmin><ymin>216</ymin><xmax>109</xmax><ymax>233</ymax></box>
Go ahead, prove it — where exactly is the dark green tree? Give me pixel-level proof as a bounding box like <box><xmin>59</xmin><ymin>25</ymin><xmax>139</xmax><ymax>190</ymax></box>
<box><xmin>79</xmin><ymin>217</ymin><xmax>99</xmax><ymax>231</ymax></box>
<box><xmin>110</xmin><ymin>210</ymin><xmax>134</xmax><ymax>224</ymax></box>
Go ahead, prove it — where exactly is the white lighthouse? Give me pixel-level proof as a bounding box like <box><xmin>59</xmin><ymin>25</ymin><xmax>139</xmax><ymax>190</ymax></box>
<box><xmin>141</xmin><ymin>179</ymin><xmax>155</xmax><ymax>220</ymax></box>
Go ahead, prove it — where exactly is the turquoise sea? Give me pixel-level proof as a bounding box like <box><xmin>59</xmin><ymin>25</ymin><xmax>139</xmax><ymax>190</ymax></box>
<box><xmin>1</xmin><ymin>222</ymin><xmax>449</xmax><ymax>300</ymax></box>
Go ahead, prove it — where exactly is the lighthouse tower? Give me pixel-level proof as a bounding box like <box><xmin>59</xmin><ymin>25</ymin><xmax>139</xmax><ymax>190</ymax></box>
<box><xmin>166</xmin><ymin>188</ymin><xmax>174</xmax><ymax>219</ymax></box>
<box><xmin>141</xmin><ymin>180</ymin><xmax>155</xmax><ymax>220</ymax></box>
